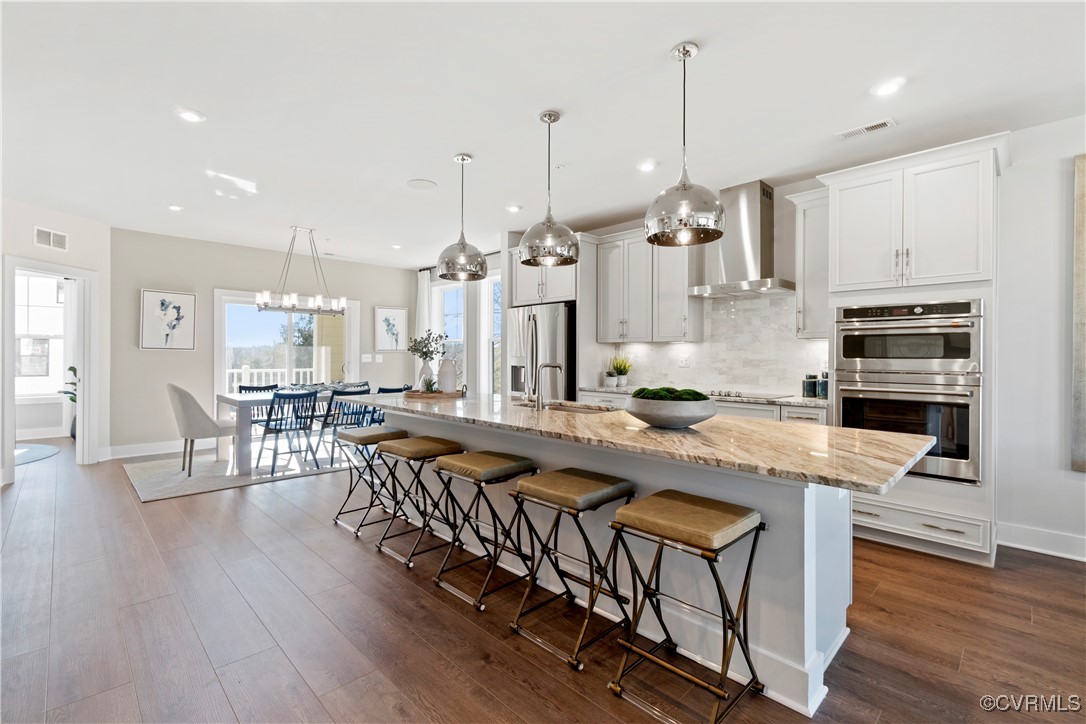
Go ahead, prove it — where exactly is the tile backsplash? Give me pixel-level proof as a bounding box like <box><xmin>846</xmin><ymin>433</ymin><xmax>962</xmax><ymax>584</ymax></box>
<box><xmin>617</xmin><ymin>295</ymin><xmax>828</xmax><ymax>395</ymax></box>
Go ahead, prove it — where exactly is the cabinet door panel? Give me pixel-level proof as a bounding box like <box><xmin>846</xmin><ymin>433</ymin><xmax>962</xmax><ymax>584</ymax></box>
<box><xmin>796</xmin><ymin>194</ymin><xmax>830</xmax><ymax>339</ymax></box>
<box><xmin>623</xmin><ymin>238</ymin><xmax>653</xmax><ymax>342</ymax></box>
<box><xmin>510</xmin><ymin>250</ymin><xmax>541</xmax><ymax>307</ymax></box>
<box><xmin>904</xmin><ymin>151</ymin><xmax>993</xmax><ymax>285</ymax></box>
<box><xmin>652</xmin><ymin>246</ymin><xmax>690</xmax><ymax>341</ymax></box>
<box><xmin>829</xmin><ymin>171</ymin><xmax>902</xmax><ymax>292</ymax></box>
<box><xmin>715</xmin><ymin>402</ymin><xmax>779</xmax><ymax>420</ymax></box>
<box><xmin>596</xmin><ymin>241</ymin><xmax>624</xmax><ymax>342</ymax></box>
<box><xmin>542</xmin><ymin>262</ymin><xmax>577</xmax><ymax>302</ymax></box>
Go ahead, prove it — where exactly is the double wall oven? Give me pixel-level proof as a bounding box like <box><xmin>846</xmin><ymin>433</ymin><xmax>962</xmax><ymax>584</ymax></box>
<box><xmin>834</xmin><ymin>300</ymin><xmax>982</xmax><ymax>485</ymax></box>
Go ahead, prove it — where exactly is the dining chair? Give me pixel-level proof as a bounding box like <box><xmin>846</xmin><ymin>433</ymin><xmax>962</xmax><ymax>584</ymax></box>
<box><xmin>313</xmin><ymin>385</ymin><xmax>372</xmax><ymax>464</ymax></box>
<box><xmin>166</xmin><ymin>383</ymin><xmax>236</xmax><ymax>477</ymax></box>
<box><xmin>238</xmin><ymin>383</ymin><xmax>279</xmax><ymax>431</ymax></box>
<box><xmin>256</xmin><ymin>389</ymin><xmax>320</xmax><ymax>475</ymax></box>
<box><xmin>372</xmin><ymin>384</ymin><xmax>411</xmax><ymax>426</ymax></box>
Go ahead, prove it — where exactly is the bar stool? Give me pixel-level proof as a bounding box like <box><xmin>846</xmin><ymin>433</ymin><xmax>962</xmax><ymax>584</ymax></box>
<box><xmin>605</xmin><ymin>489</ymin><xmax>766</xmax><ymax>723</ymax></box>
<box><xmin>333</xmin><ymin>425</ymin><xmax>408</xmax><ymax>535</ymax></box>
<box><xmin>375</xmin><ymin>436</ymin><xmax>464</xmax><ymax>567</ymax></box>
<box><xmin>506</xmin><ymin>468</ymin><xmax>634</xmax><ymax>670</ymax></box>
<box><xmin>431</xmin><ymin>451</ymin><xmax>537</xmax><ymax>610</ymax></box>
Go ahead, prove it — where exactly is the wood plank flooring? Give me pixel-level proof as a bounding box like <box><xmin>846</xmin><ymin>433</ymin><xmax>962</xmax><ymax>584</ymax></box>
<box><xmin>1</xmin><ymin>439</ymin><xmax>1083</xmax><ymax>723</ymax></box>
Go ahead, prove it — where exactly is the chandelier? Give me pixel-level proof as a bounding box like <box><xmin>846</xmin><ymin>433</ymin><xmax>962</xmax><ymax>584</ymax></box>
<box><xmin>255</xmin><ymin>226</ymin><xmax>346</xmax><ymax>316</ymax></box>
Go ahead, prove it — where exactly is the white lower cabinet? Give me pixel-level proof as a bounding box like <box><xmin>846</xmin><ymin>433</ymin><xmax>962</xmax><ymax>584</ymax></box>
<box><xmin>780</xmin><ymin>405</ymin><xmax>827</xmax><ymax>424</ymax></box>
<box><xmin>578</xmin><ymin>391</ymin><xmax>628</xmax><ymax>407</ymax></box>
<box><xmin>851</xmin><ymin>496</ymin><xmax>990</xmax><ymax>552</ymax></box>
<box><xmin>715</xmin><ymin>401</ymin><xmax>779</xmax><ymax>421</ymax></box>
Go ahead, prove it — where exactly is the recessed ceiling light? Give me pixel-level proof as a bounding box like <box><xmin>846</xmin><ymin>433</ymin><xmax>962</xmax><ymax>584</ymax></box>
<box><xmin>870</xmin><ymin>77</ymin><xmax>907</xmax><ymax>97</ymax></box>
<box><xmin>407</xmin><ymin>179</ymin><xmax>437</xmax><ymax>191</ymax></box>
<box><xmin>166</xmin><ymin>204</ymin><xmax>184</xmax><ymax>212</ymax></box>
<box><xmin>637</xmin><ymin>159</ymin><xmax>658</xmax><ymax>173</ymax></box>
<box><xmin>175</xmin><ymin>106</ymin><xmax>207</xmax><ymax>123</ymax></box>
<box><xmin>391</xmin><ymin>245</ymin><xmax>402</xmax><ymax>250</ymax></box>
<box><xmin>505</xmin><ymin>205</ymin><xmax>522</xmax><ymax>213</ymax></box>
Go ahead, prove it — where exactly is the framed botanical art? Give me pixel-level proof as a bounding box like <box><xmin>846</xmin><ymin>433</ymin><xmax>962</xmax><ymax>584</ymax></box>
<box><xmin>375</xmin><ymin>306</ymin><xmax>407</xmax><ymax>351</ymax></box>
<box><xmin>140</xmin><ymin>289</ymin><xmax>196</xmax><ymax>350</ymax></box>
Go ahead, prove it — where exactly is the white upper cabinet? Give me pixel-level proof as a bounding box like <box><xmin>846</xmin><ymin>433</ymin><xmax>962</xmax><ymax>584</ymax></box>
<box><xmin>818</xmin><ymin>133</ymin><xmax>1009</xmax><ymax>293</ymax></box>
<box><xmin>787</xmin><ymin>188</ymin><xmax>831</xmax><ymax>339</ymax></box>
<box><xmin>508</xmin><ymin>248</ymin><xmax>578</xmax><ymax>307</ymax></box>
<box><xmin>597</xmin><ymin>233</ymin><xmax>651</xmax><ymax>342</ymax></box>
<box><xmin>652</xmin><ymin>246</ymin><xmax>703</xmax><ymax>342</ymax></box>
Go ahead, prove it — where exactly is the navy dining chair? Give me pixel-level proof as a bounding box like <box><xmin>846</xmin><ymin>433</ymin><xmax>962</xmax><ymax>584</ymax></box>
<box><xmin>313</xmin><ymin>385</ymin><xmax>372</xmax><ymax>464</ymax></box>
<box><xmin>238</xmin><ymin>383</ymin><xmax>279</xmax><ymax>429</ymax></box>
<box><xmin>256</xmin><ymin>389</ymin><xmax>320</xmax><ymax>475</ymax></box>
<box><xmin>371</xmin><ymin>384</ymin><xmax>411</xmax><ymax>426</ymax></box>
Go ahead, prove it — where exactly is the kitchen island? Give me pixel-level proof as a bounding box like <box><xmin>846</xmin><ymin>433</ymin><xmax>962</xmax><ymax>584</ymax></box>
<box><xmin>364</xmin><ymin>393</ymin><xmax>934</xmax><ymax>716</ymax></box>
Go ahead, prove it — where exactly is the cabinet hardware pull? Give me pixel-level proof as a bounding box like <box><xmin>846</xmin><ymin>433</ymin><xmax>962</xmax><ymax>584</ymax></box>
<box><xmin>841</xmin><ymin>320</ymin><xmax>974</xmax><ymax>330</ymax></box>
<box><xmin>894</xmin><ymin>248</ymin><xmax>901</xmax><ymax>278</ymax></box>
<box><xmin>682</xmin><ymin>315</ymin><xmax>687</xmax><ymax>338</ymax></box>
<box><xmin>921</xmin><ymin>522</ymin><xmax>966</xmax><ymax>535</ymax></box>
<box><xmin>904</xmin><ymin>247</ymin><xmax>911</xmax><ymax>276</ymax></box>
<box><xmin>853</xmin><ymin>509</ymin><xmax>881</xmax><ymax>518</ymax></box>
<box><xmin>838</xmin><ymin>386</ymin><xmax>974</xmax><ymax>398</ymax></box>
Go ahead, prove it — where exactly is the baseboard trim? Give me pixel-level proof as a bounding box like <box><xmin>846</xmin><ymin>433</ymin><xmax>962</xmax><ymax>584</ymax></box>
<box><xmin>997</xmin><ymin>522</ymin><xmax>1086</xmax><ymax>562</ymax></box>
<box><xmin>16</xmin><ymin>427</ymin><xmax>68</xmax><ymax>440</ymax></box>
<box><xmin>108</xmin><ymin>438</ymin><xmax>216</xmax><ymax>461</ymax></box>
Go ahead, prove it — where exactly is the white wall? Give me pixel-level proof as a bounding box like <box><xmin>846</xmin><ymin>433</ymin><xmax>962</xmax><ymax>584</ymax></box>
<box><xmin>995</xmin><ymin>115</ymin><xmax>1086</xmax><ymax>560</ymax></box>
<box><xmin>109</xmin><ymin>228</ymin><xmax>416</xmax><ymax>452</ymax></box>
<box><xmin>2</xmin><ymin>197</ymin><xmax>112</xmax><ymax>478</ymax></box>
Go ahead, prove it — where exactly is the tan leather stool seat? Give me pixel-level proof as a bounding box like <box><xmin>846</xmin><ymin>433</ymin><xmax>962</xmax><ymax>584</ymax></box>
<box><xmin>434</xmin><ymin>451</ymin><xmax>534</xmax><ymax>481</ymax></box>
<box><xmin>336</xmin><ymin>425</ymin><xmax>407</xmax><ymax>447</ymax></box>
<box><xmin>616</xmin><ymin>489</ymin><xmax>760</xmax><ymax>550</ymax></box>
<box><xmin>377</xmin><ymin>436</ymin><xmax>462</xmax><ymax>460</ymax></box>
<box><xmin>517</xmin><ymin>468</ymin><xmax>634</xmax><ymax>511</ymax></box>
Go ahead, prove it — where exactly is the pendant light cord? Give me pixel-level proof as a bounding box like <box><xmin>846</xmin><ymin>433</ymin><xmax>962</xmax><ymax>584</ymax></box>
<box><xmin>460</xmin><ymin>161</ymin><xmax>465</xmax><ymax>239</ymax></box>
<box><xmin>682</xmin><ymin>56</ymin><xmax>687</xmax><ymax>149</ymax></box>
<box><xmin>546</xmin><ymin>120</ymin><xmax>553</xmax><ymax>212</ymax></box>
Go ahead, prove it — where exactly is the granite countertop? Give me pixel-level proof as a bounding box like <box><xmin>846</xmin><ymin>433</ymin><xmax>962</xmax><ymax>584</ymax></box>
<box><xmin>366</xmin><ymin>393</ymin><xmax>933</xmax><ymax>494</ymax></box>
<box><xmin>578</xmin><ymin>387</ymin><xmax>830</xmax><ymax>409</ymax></box>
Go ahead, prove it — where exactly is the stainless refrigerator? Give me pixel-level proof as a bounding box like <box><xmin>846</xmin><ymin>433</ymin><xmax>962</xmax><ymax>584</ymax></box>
<box><xmin>508</xmin><ymin>302</ymin><xmax>576</xmax><ymax>402</ymax></box>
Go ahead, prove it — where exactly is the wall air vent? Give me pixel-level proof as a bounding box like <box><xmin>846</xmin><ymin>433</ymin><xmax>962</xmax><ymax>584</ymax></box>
<box><xmin>34</xmin><ymin>226</ymin><xmax>68</xmax><ymax>251</ymax></box>
<box><xmin>835</xmin><ymin>118</ymin><xmax>897</xmax><ymax>141</ymax></box>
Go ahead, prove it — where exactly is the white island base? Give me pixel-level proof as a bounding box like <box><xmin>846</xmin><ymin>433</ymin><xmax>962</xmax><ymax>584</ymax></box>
<box><xmin>383</xmin><ymin>410</ymin><xmax>852</xmax><ymax>717</ymax></box>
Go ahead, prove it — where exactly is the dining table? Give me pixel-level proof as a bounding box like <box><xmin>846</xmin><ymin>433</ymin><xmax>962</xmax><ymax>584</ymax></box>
<box><xmin>215</xmin><ymin>389</ymin><xmax>335</xmax><ymax>476</ymax></box>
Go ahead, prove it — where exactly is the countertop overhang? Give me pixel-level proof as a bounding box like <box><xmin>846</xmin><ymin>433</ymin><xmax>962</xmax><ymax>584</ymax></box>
<box><xmin>364</xmin><ymin>394</ymin><xmax>934</xmax><ymax>494</ymax></box>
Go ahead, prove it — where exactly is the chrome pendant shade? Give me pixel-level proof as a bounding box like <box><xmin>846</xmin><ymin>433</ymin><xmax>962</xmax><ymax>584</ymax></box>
<box><xmin>519</xmin><ymin>111</ymin><xmax>579</xmax><ymax>267</ymax></box>
<box><xmin>644</xmin><ymin>42</ymin><xmax>725</xmax><ymax>247</ymax></box>
<box><xmin>437</xmin><ymin>154</ymin><xmax>487</xmax><ymax>281</ymax></box>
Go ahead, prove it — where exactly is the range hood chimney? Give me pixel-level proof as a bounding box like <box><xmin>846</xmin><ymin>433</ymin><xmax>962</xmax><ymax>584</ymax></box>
<box><xmin>687</xmin><ymin>180</ymin><xmax>795</xmax><ymax>298</ymax></box>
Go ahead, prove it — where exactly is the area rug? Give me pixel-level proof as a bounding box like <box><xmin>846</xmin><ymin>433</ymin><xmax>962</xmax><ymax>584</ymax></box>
<box><xmin>123</xmin><ymin>450</ymin><xmax>350</xmax><ymax>502</ymax></box>
<box><xmin>14</xmin><ymin>443</ymin><xmax>60</xmax><ymax>466</ymax></box>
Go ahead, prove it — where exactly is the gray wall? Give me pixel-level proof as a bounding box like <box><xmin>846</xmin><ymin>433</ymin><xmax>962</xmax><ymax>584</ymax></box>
<box><xmin>110</xmin><ymin>228</ymin><xmax>416</xmax><ymax>448</ymax></box>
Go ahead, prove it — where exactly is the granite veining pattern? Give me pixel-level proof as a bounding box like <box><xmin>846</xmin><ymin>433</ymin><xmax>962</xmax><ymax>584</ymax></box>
<box><xmin>578</xmin><ymin>388</ymin><xmax>830</xmax><ymax>409</ymax></box>
<box><xmin>365</xmin><ymin>394</ymin><xmax>933</xmax><ymax>494</ymax></box>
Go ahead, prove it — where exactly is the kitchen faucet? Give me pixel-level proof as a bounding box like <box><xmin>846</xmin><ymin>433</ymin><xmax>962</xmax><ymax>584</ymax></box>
<box><xmin>535</xmin><ymin>362</ymin><xmax>563</xmax><ymax>411</ymax></box>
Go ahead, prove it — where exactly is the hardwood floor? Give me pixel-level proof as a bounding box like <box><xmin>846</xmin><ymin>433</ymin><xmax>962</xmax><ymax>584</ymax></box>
<box><xmin>1</xmin><ymin>439</ymin><xmax>1083</xmax><ymax>723</ymax></box>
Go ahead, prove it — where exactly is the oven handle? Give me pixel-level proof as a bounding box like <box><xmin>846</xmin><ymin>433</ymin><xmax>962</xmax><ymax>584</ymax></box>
<box><xmin>839</xmin><ymin>321</ymin><xmax>975</xmax><ymax>331</ymax></box>
<box><xmin>838</xmin><ymin>385</ymin><xmax>974</xmax><ymax>398</ymax></box>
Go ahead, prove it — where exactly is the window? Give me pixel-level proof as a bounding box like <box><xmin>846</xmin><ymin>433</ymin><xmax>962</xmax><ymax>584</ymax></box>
<box><xmin>430</xmin><ymin>283</ymin><xmax>466</xmax><ymax>389</ymax></box>
<box><xmin>224</xmin><ymin>304</ymin><xmax>345</xmax><ymax>392</ymax></box>
<box><xmin>14</xmin><ymin>271</ymin><xmax>66</xmax><ymax>396</ymax></box>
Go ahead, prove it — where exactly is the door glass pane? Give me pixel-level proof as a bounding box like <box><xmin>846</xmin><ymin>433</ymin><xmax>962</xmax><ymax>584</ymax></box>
<box><xmin>290</xmin><ymin>313</ymin><xmax>316</xmax><ymax>385</ymax></box>
<box><xmin>313</xmin><ymin>313</ymin><xmax>347</xmax><ymax>384</ymax></box>
<box><xmin>225</xmin><ymin>304</ymin><xmax>289</xmax><ymax>392</ymax></box>
<box><xmin>841</xmin><ymin>332</ymin><xmax>972</xmax><ymax>360</ymax></box>
<box><xmin>840</xmin><ymin>397</ymin><xmax>971</xmax><ymax>460</ymax></box>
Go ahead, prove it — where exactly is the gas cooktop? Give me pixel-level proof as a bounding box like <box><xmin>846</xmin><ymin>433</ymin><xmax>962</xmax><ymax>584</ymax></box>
<box><xmin>709</xmin><ymin>390</ymin><xmax>792</xmax><ymax>401</ymax></box>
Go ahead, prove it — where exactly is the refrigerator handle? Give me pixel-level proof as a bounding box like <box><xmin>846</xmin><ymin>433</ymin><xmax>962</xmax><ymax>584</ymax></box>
<box><xmin>528</xmin><ymin>313</ymin><xmax>538</xmax><ymax>396</ymax></box>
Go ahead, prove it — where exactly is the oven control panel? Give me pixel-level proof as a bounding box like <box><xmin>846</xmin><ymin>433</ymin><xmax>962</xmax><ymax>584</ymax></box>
<box><xmin>838</xmin><ymin>300</ymin><xmax>979</xmax><ymax>321</ymax></box>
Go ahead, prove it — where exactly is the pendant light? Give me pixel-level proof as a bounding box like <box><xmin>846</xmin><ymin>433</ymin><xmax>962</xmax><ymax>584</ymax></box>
<box><xmin>437</xmin><ymin>154</ymin><xmax>487</xmax><ymax>281</ymax></box>
<box><xmin>255</xmin><ymin>226</ymin><xmax>346</xmax><ymax>316</ymax></box>
<box><xmin>644</xmin><ymin>42</ymin><xmax>725</xmax><ymax>247</ymax></box>
<box><xmin>519</xmin><ymin>111</ymin><xmax>579</xmax><ymax>267</ymax></box>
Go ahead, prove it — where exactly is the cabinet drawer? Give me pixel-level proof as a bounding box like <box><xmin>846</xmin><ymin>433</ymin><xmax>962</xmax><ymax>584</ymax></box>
<box><xmin>715</xmin><ymin>402</ymin><xmax>779</xmax><ymax>421</ymax></box>
<box><xmin>578</xmin><ymin>392</ymin><xmax>626</xmax><ymax>408</ymax></box>
<box><xmin>780</xmin><ymin>406</ymin><xmax>826</xmax><ymax>424</ymax></box>
<box><xmin>851</xmin><ymin>498</ymin><xmax>989</xmax><ymax>552</ymax></box>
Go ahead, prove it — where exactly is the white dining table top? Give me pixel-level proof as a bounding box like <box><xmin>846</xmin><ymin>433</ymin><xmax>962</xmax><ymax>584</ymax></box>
<box><xmin>216</xmin><ymin>389</ymin><xmax>336</xmax><ymax>406</ymax></box>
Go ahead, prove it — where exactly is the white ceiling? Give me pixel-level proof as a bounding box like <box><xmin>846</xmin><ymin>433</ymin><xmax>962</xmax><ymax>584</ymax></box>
<box><xmin>4</xmin><ymin>2</ymin><xmax>1083</xmax><ymax>270</ymax></box>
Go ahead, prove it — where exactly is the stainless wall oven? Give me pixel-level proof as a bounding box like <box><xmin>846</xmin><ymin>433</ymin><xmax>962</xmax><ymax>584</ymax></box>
<box><xmin>834</xmin><ymin>301</ymin><xmax>983</xmax><ymax>485</ymax></box>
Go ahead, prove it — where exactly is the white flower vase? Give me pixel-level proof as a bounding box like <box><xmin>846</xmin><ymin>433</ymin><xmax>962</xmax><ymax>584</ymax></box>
<box><xmin>616</xmin><ymin>375</ymin><xmax>629</xmax><ymax>387</ymax></box>
<box><xmin>438</xmin><ymin>358</ymin><xmax>457</xmax><ymax>393</ymax></box>
<box><xmin>417</xmin><ymin>360</ymin><xmax>434</xmax><ymax>390</ymax></box>
<box><xmin>603</xmin><ymin>376</ymin><xmax>618</xmax><ymax>388</ymax></box>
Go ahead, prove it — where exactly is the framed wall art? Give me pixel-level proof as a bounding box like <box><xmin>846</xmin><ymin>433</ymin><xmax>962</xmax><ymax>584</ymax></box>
<box><xmin>140</xmin><ymin>289</ymin><xmax>196</xmax><ymax>350</ymax></box>
<box><xmin>375</xmin><ymin>305</ymin><xmax>407</xmax><ymax>351</ymax></box>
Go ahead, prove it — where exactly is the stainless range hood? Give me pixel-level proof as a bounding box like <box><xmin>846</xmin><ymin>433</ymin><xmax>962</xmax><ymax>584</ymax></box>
<box><xmin>687</xmin><ymin>180</ymin><xmax>795</xmax><ymax>298</ymax></box>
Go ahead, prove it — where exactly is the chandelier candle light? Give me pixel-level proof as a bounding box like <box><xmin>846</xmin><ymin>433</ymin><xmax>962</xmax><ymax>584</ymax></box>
<box><xmin>255</xmin><ymin>226</ymin><xmax>346</xmax><ymax>316</ymax></box>
<box><xmin>644</xmin><ymin>41</ymin><xmax>725</xmax><ymax>247</ymax></box>
<box><xmin>519</xmin><ymin>110</ymin><xmax>579</xmax><ymax>267</ymax></box>
<box><xmin>437</xmin><ymin>154</ymin><xmax>487</xmax><ymax>282</ymax></box>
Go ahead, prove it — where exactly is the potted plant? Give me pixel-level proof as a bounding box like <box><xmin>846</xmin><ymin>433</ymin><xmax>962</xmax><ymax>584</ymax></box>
<box><xmin>407</xmin><ymin>330</ymin><xmax>447</xmax><ymax>389</ymax></box>
<box><xmin>57</xmin><ymin>365</ymin><xmax>79</xmax><ymax>439</ymax></box>
<box><xmin>609</xmin><ymin>354</ymin><xmax>633</xmax><ymax>387</ymax></box>
<box><xmin>603</xmin><ymin>369</ymin><xmax>618</xmax><ymax>388</ymax></box>
<box><xmin>625</xmin><ymin>387</ymin><xmax>716</xmax><ymax>429</ymax></box>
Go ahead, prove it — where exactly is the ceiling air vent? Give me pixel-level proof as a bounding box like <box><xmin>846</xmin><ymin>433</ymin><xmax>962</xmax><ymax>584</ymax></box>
<box><xmin>835</xmin><ymin>118</ymin><xmax>897</xmax><ymax>141</ymax></box>
<box><xmin>34</xmin><ymin>226</ymin><xmax>68</xmax><ymax>251</ymax></box>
